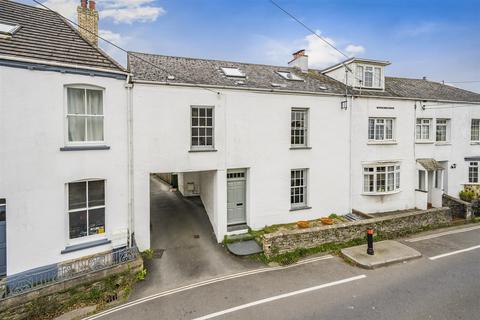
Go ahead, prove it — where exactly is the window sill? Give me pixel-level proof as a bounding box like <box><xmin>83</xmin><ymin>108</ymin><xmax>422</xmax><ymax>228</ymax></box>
<box><xmin>435</xmin><ymin>142</ymin><xmax>451</xmax><ymax>146</ymax></box>
<box><xmin>415</xmin><ymin>141</ymin><xmax>434</xmax><ymax>144</ymax></box>
<box><xmin>60</xmin><ymin>145</ymin><xmax>110</xmax><ymax>152</ymax></box>
<box><xmin>290</xmin><ymin>206</ymin><xmax>312</xmax><ymax>212</ymax></box>
<box><xmin>189</xmin><ymin>149</ymin><xmax>218</xmax><ymax>153</ymax></box>
<box><xmin>290</xmin><ymin>146</ymin><xmax>312</xmax><ymax>150</ymax></box>
<box><xmin>470</xmin><ymin>142</ymin><xmax>480</xmax><ymax>145</ymax></box>
<box><xmin>362</xmin><ymin>190</ymin><xmax>401</xmax><ymax>196</ymax></box>
<box><xmin>61</xmin><ymin>238</ymin><xmax>111</xmax><ymax>254</ymax></box>
<box><xmin>367</xmin><ymin>140</ymin><xmax>397</xmax><ymax>145</ymax></box>
<box><xmin>415</xmin><ymin>189</ymin><xmax>428</xmax><ymax>193</ymax></box>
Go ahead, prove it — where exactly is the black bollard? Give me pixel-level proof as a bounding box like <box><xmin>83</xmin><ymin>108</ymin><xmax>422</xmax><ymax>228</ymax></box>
<box><xmin>367</xmin><ymin>228</ymin><xmax>374</xmax><ymax>255</ymax></box>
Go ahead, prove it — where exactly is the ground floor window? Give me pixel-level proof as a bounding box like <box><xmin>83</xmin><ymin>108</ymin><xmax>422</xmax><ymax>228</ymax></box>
<box><xmin>418</xmin><ymin>170</ymin><xmax>426</xmax><ymax>191</ymax></box>
<box><xmin>468</xmin><ymin>162</ymin><xmax>479</xmax><ymax>183</ymax></box>
<box><xmin>363</xmin><ymin>164</ymin><xmax>400</xmax><ymax>193</ymax></box>
<box><xmin>291</xmin><ymin>169</ymin><xmax>307</xmax><ymax>208</ymax></box>
<box><xmin>68</xmin><ymin>180</ymin><xmax>106</xmax><ymax>239</ymax></box>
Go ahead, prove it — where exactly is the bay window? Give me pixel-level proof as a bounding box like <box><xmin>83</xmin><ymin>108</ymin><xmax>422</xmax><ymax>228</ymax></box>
<box><xmin>67</xmin><ymin>87</ymin><xmax>104</xmax><ymax>143</ymax></box>
<box><xmin>68</xmin><ymin>180</ymin><xmax>106</xmax><ymax>239</ymax></box>
<box><xmin>368</xmin><ymin>118</ymin><xmax>394</xmax><ymax>141</ymax></box>
<box><xmin>363</xmin><ymin>164</ymin><xmax>400</xmax><ymax>194</ymax></box>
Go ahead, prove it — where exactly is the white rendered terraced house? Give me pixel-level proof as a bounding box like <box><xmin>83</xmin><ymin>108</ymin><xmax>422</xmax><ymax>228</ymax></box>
<box><xmin>2</xmin><ymin>0</ymin><xmax>480</xmax><ymax>285</ymax></box>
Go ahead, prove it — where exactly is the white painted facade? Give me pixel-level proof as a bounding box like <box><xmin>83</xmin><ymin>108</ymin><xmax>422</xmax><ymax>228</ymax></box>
<box><xmin>2</xmin><ymin>51</ymin><xmax>480</xmax><ymax>278</ymax></box>
<box><xmin>0</xmin><ymin>64</ymin><xmax>130</xmax><ymax>275</ymax></box>
<box><xmin>131</xmin><ymin>84</ymin><xmax>351</xmax><ymax>249</ymax></box>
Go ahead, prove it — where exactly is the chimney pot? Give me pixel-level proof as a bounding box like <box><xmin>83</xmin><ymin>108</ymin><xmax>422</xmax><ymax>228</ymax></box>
<box><xmin>89</xmin><ymin>0</ymin><xmax>95</xmax><ymax>10</ymax></box>
<box><xmin>81</xmin><ymin>0</ymin><xmax>87</xmax><ymax>8</ymax></box>
<box><xmin>292</xmin><ymin>49</ymin><xmax>305</xmax><ymax>60</ymax></box>
<box><xmin>422</xmin><ymin>76</ymin><xmax>427</xmax><ymax>80</ymax></box>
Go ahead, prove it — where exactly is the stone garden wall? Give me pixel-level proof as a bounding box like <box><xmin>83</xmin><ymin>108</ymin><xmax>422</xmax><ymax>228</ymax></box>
<box><xmin>442</xmin><ymin>194</ymin><xmax>472</xmax><ymax>219</ymax></box>
<box><xmin>263</xmin><ymin>208</ymin><xmax>452</xmax><ymax>257</ymax></box>
<box><xmin>0</xmin><ymin>255</ymin><xmax>143</xmax><ymax>320</ymax></box>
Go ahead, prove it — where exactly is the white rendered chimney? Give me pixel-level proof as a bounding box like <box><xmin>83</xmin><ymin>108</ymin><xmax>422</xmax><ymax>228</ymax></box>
<box><xmin>288</xmin><ymin>49</ymin><xmax>308</xmax><ymax>73</ymax></box>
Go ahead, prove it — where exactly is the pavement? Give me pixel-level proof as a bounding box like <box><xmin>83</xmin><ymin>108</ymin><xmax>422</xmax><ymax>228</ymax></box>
<box><xmin>130</xmin><ymin>176</ymin><xmax>261</xmax><ymax>299</ymax></box>
<box><xmin>341</xmin><ymin>240</ymin><xmax>422</xmax><ymax>269</ymax></box>
<box><xmin>83</xmin><ymin>222</ymin><xmax>480</xmax><ymax>320</ymax></box>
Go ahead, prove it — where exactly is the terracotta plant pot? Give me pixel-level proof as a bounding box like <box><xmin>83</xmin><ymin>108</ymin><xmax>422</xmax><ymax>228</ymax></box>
<box><xmin>297</xmin><ymin>221</ymin><xmax>310</xmax><ymax>229</ymax></box>
<box><xmin>320</xmin><ymin>217</ymin><xmax>334</xmax><ymax>225</ymax></box>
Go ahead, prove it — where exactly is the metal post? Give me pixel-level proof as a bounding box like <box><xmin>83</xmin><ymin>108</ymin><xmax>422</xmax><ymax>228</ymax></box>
<box><xmin>367</xmin><ymin>228</ymin><xmax>374</xmax><ymax>255</ymax></box>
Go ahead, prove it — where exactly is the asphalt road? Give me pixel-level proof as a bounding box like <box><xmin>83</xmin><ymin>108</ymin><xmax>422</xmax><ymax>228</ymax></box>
<box><xmin>85</xmin><ymin>224</ymin><xmax>480</xmax><ymax>320</ymax></box>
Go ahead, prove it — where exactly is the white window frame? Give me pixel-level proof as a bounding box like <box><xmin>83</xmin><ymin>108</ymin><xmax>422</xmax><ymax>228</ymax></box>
<box><xmin>291</xmin><ymin>108</ymin><xmax>309</xmax><ymax>147</ymax></box>
<box><xmin>356</xmin><ymin>64</ymin><xmax>383</xmax><ymax>89</ymax></box>
<box><xmin>67</xmin><ymin>179</ymin><xmax>107</xmax><ymax>244</ymax></box>
<box><xmin>435</xmin><ymin>118</ymin><xmax>450</xmax><ymax>143</ymax></box>
<box><xmin>290</xmin><ymin>169</ymin><xmax>308</xmax><ymax>209</ymax></box>
<box><xmin>363</xmin><ymin>164</ymin><xmax>401</xmax><ymax>195</ymax></box>
<box><xmin>190</xmin><ymin>105</ymin><xmax>215</xmax><ymax>151</ymax></box>
<box><xmin>416</xmin><ymin>118</ymin><xmax>432</xmax><ymax>142</ymax></box>
<box><xmin>368</xmin><ymin>117</ymin><xmax>395</xmax><ymax>141</ymax></box>
<box><xmin>468</xmin><ymin>162</ymin><xmax>479</xmax><ymax>184</ymax></box>
<box><xmin>65</xmin><ymin>85</ymin><xmax>105</xmax><ymax>146</ymax></box>
<box><xmin>471</xmin><ymin>119</ymin><xmax>480</xmax><ymax>142</ymax></box>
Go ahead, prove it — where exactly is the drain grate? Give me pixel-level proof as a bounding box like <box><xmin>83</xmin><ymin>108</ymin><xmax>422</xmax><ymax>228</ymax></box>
<box><xmin>153</xmin><ymin>249</ymin><xmax>165</xmax><ymax>259</ymax></box>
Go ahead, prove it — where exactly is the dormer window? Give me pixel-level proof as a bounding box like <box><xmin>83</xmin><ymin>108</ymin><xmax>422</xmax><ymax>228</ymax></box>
<box><xmin>356</xmin><ymin>65</ymin><xmax>383</xmax><ymax>89</ymax></box>
<box><xmin>221</xmin><ymin>67</ymin><xmax>245</xmax><ymax>78</ymax></box>
<box><xmin>0</xmin><ymin>22</ymin><xmax>20</xmax><ymax>37</ymax></box>
<box><xmin>277</xmin><ymin>71</ymin><xmax>304</xmax><ymax>81</ymax></box>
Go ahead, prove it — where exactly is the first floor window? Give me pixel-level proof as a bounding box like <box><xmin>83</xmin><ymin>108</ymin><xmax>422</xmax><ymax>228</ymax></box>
<box><xmin>368</xmin><ymin>118</ymin><xmax>394</xmax><ymax>141</ymax></box>
<box><xmin>471</xmin><ymin>119</ymin><xmax>480</xmax><ymax>141</ymax></box>
<box><xmin>416</xmin><ymin>119</ymin><xmax>431</xmax><ymax>140</ymax></box>
<box><xmin>67</xmin><ymin>87</ymin><xmax>104</xmax><ymax>143</ymax></box>
<box><xmin>191</xmin><ymin>106</ymin><xmax>214</xmax><ymax>149</ymax></box>
<box><xmin>363</xmin><ymin>164</ymin><xmax>400</xmax><ymax>193</ymax></box>
<box><xmin>68</xmin><ymin>180</ymin><xmax>105</xmax><ymax>239</ymax></box>
<box><xmin>436</xmin><ymin>119</ymin><xmax>450</xmax><ymax>142</ymax></box>
<box><xmin>291</xmin><ymin>108</ymin><xmax>308</xmax><ymax>147</ymax></box>
<box><xmin>291</xmin><ymin>169</ymin><xmax>307</xmax><ymax>208</ymax></box>
<box><xmin>469</xmin><ymin>162</ymin><xmax>479</xmax><ymax>183</ymax></box>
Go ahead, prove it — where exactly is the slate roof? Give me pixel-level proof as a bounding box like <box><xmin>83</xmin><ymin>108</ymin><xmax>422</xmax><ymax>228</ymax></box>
<box><xmin>128</xmin><ymin>52</ymin><xmax>480</xmax><ymax>103</ymax></box>
<box><xmin>127</xmin><ymin>52</ymin><xmax>348</xmax><ymax>95</ymax></box>
<box><xmin>0</xmin><ymin>0</ymin><xmax>125</xmax><ymax>73</ymax></box>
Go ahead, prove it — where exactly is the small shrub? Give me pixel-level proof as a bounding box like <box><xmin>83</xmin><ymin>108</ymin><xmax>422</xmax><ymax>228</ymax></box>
<box><xmin>141</xmin><ymin>249</ymin><xmax>154</xmax><ymax>260</ymax></box>
<box><xmin>135</xmin><ymin>268</ymin><xmax>147</xmax><ymax>281</ymax></box>
<box><xmin>328</xmin><ymin>213</ymin><xmax>339</xmax><ymax>219</ymax></box>
<box><xmin>459</xmin><ymin>190</ymin><xmax>475</xmax><ymax>202</ymax></box>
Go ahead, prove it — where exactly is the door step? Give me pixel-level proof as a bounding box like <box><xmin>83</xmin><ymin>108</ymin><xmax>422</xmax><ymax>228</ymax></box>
<box><xmin>227</xmin><ymin>223</ymin><xmax>248</xmax><ymax>232</ymax></box>
<box><xmin>226</xmin><ymin>240</ymin><xmax>263</xmax><ymax>256</ymax></box>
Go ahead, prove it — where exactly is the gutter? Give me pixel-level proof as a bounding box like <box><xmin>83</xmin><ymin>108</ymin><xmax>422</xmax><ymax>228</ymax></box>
<box><xmin>0</xmin><ymin>54</ymin><xmax>129</xmax><ymax>78</ymax></box>
<box><xmin>132</xmin><ymin>79</ymin><xmax>480</xmax><ymax>105</ymax></box>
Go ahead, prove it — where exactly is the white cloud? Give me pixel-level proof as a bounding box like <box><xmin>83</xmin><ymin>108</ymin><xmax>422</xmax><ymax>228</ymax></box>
<box><xmin>38</xmin><ymin>0</ymin><xmax>77</xmax><ymax>21</ymax></box>
<box><xmin>99</xmin><ymin>29</ymin><xmax>130</xmax><ymax>46</ymax></box>
<box><xmin>262</xmin><ymin>30</ymin><xmax>365</xmax><ymax>69</ymax></box>
<box><xmin>100</xmin><ymin>0</ymin><xmax>166</xmax><ymax>24</ymax></box>
<box><xmin>37</xmin><ymin>0</ymin><xmax>166</xmax><ymax>24</ymax></box>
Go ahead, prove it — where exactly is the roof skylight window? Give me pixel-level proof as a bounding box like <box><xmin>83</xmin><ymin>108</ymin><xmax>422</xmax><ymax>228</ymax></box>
<box><xmin>221</xmin><ymin>67</ymin><xmax>246</xmax><ymax>78</ymax></box>
<box><xmin>0</xmin><ymin>22</ymin><xmax>20</xmax><ymax>36</ymax></box>
<box><xmin>277</xmin><ymin>71</ymin><xmax>304</xmax><ymax>81</ymax></box>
